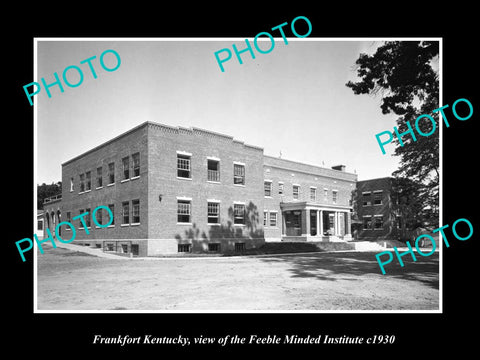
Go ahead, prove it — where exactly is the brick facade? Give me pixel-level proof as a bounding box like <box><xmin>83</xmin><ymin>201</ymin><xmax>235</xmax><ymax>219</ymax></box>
<box><xmin>43</xmin><ymin>121</ymin><xmax>357</xmax><ymax>256</ymax></box>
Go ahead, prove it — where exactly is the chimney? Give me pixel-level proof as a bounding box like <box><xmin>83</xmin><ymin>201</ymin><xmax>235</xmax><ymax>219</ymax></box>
<box><xmin>332</xmin><ymin>164</ymin><xmax>346</xmax><ymax>172</ymax></box>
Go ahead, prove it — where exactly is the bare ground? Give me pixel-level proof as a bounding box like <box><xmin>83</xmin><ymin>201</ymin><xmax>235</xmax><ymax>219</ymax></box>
<box><xmin>36</xmin><ymin>247</ymin><xmax>439</xmax><ymax>311</ymax></box>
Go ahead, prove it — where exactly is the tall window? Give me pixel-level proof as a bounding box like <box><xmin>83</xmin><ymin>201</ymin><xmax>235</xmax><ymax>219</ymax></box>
<box><xmin>293</xmin><ymin>185</ymin><xmax>300</xmax><ymax>200</ymax></box>
<box><xmin>233</xmin><ymin>164</ymin><xmax>245</xmax><ymax>185</ymax></box>
<box><xmin>96</xmin><ymin>167</ymin><xmax>103</xmax><ymax>188</ymax></box>
<box><xmin>66</xmin><ymin>212</ymin><xmax>71</xmax><ymax>224</ymax></box>
<box><xmin>264</xmin><ymin>181</ymin><xmax>272</xmax><ymax>197</ymax></box>
<box><xmin>79</xmin><ymin>209</ymin><xmax>85</xmax><ymax>228</ymax></box>
<box><xmin>363</xmin><ymin>216</ymin><xmax>372</xmax><ymax>230</ymax></box>
<box><xmin>269</xmin><ymin>212</ymin><xmax>277</xmax><ymax>227</ymax></box>
<box><xmin>85</xmin><ymin>171</ymin><xmax>91</xmax><ymax>191</ymax></box>
<box><xmin>177</xmin><ymin>154</ymin><xmax>191</xmax><ymax>178</ymax></box>
<box><xmin>132</xmin><ymin>153</ymin><xmax>140</xmax><ymax>177</ymax></box>
<box><xmin>263</xmin><ymin>211</ymin><xmax>268</xmax><ymax>226</ymax></box>
<box><xmin>207</xmin><ymin>202</ymin><xmax>220</xmax><ymax>224</ymax></box>
<box><xmin>79</xmin><ymin>174</ymin><xmax>85</xmax><ymax>192</ymax></box>
<box><xmin>177</xmin><ymin>200</ymin><xmax>191</xmax><ymax>223</ymax></box>
<box><xmin>362</xmin><ymin>192</ymin><xmax>372</xmax><ymax>206</ymax></box>
<box><xmin>108</xmin><ymin>162</ymin><xmax>115</xmax><ymax>184</ymax></box>
<box><xmin>278</xmin><ymin>182</ymin><xmax>284</xmax><ymax>195</ymax></box>
<box><xmin>108</xmin><ymin>204</ymin><xmax>115</xmax><ymax>225</ymax></box>
<box><xmin>122</xmin><ymin>201</ymin><xmax>129</xmax><ymax>225</ymax></box>
<box><xmin>85</xmin><ymin>208</ymin><xmax>91</xmax><ymax>228</ymax></box>
<box><xmin>132</xmin><ymin>199</ymin><xmax>140</xmax><ymax>223</ymax></box>
<box><xmin>332</xmin><ymin>190</ymin><xmax>338</xmax><ymax>204</ymax></box>
<box><xmin>96</xmin><ymin>207</ymin><xmax>103</xmax><ymax>226</ymax></box>
<box><xmin>207</xmin><ymin>159</ymin><xmax>220</xmax><ymax>182</ymax></box>
<box><xmin>374</xmin><ymin>216</ymin><xmax>384</xmax><ymax>229</ymax></box>
<box><xmin>70</xmin><ymin>177</ymin><xmax>74</xmax><ymax>192</ymax></box>
<box><xmin>234</xmin><ymin>204</ymin><xmax>245</xmax><ymax>225</ymax></box>
<box><xmin>373</xmin><ymin>191</ymin><xmax>383</xmax><ymax>205</ymax></box>
<box><xmin>310</xmin><ymin>187</ymin><xmax>317</xmax><ymax>201</ymax></box>
<box><xmin>122</xmin><ymin>157</ymin><xmax>130</xmax><ymax>180</ymax></box>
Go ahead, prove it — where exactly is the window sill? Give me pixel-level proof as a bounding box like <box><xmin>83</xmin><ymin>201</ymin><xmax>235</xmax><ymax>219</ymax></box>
<box><xmin>207</xmin><ymin>181</ymin><xmax>221</xmax><ymax>184</ymax></box>
<box><xmin>131</xmin><ymin>176</ymin><xmax>140</xmax><ymax>180</ymax></box>
<box><xmin>96</xmin><ymin>186</ymin><xmax>103</xmax><ymax>190</ymax></box>
<box><xmin>120</xmin><ymin>223</ymin><xmax>130</xmax><ymax>227</ymax></box>
<box><xmin>177</xmin><ymin>222</ymin><xmax>193</xmax><ymax>225</ymax></box>
<box><xmin>120</xmin><ymin>179</ymin><xmax>130</xmax><ymax>183</ymax></box>
<box><xmin>233</xmin><ymin>224</ymin><xmax>246</xmax><ymax>227</ymax></box>
<box><xmin>107</xmin><ymin>183</ymin><xmax>115</xmax><ymax>187</ymax></box>
<box><xmin>233</xmin><ymin>183</ymin><xmax>245</xmax><ymax>187</ymax></box>
<box><xmin>107</xmin><ymin>225</ymin><xmax>115</xmax><ymax>228</ymax></box>
<box><xmin>177</xmin><ymin>177</ymin><xmax>192</xmax><ymax>181</ymax></box>
<box><xmin>264</xmin><ymin>196</ymin><xmax>272</xmax><ymax>199</ymax></box>
<box><xmin>84</xmin><ymin>189</ymin><xmax>91</xmax><ymax>193</ymax></box>
<box><xmin>208</xmin><ymin>223</ymin><xmax>221</xmax><ymax>226</ymax></box>
<box><xmin>131</xmin><ymin>222</ymin><xmax>140</xmax><ymax>226</ymax></box>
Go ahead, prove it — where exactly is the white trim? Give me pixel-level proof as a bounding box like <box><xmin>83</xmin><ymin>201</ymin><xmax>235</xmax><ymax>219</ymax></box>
<box><xmin>176</xmin><ymin>150</ymin><xmax>192</xmax><ymax>156</ymax></box>
<box><xmin>362</xmin><ymin>215</ymin><xmax>372</xmax><ymax>218</ymax></box>
<box><xmin>107</xmin><ymin>182</ymin><xmax>115</xmax><ymax>187</ymax></box>
<box><xmin>278</xmin><ymin>181</ymin><xmax>284</xmax><ymax>184</ymax></box>
<box><xmin>310</xmin><ymin>186</ymin><xmax>317</xmax><ymax>189</ymax></box>
<box><xmin>292</xmin><ymin>183</ymin><xmax>301</xmax><ymax>187</ymax></box>
<box><xmin>176</xmin><ymin>196</ymin><xmax>192</xmax><ymax>201</ymax></box>
<box><xmin>207</xmin><ymin>156</ymin><xmax>221</xmax><ymax>161</ymax></box>
<box><xmin>362</xmin><ymin>191</ymin><xmax>371</xmax><ymax>195</ymax></box>
<box><xmin>130</xmin><ymin>222</ymin><xmax>140</xmax><ymax>226</ymax></box>
<box><xmin>95</xmin><ymin>186</ymin><xmax>103</xmax><ymax>190</ymax></box>
<box><xmin>373</xmin><ymin>190</ymin><xmax>383</xmax><ymax>193</ymax></box>
<box><xmin>177</xmin><ymin>222</ymin><xmax>193</xmax><ymax>226</ymax></box>
<box><xmin>233</xmin><ymin>201</ymin><xmax>246</xmax><ymax>205</ymax></box>
<box><xmin>264</xmin><ymin>179</ymin><xmax>273</xmax><ymax>183</ymax></box>
<box><xmin>373</xmin><ymin>214</ymin><xmax>383</xmax><ymax>217</ymax></box>
<box><xmin>207</xmin><ymin>199</ymin><xmax>221</xmax><ymax>203</ymax></box>
<box><xmin>120</xmin><ymin>178</ymin><xmax>130</xmax><ymax>183</ymax></box>
<box><xmin>269</xmin><ymin>210</ymin><xmax>279</xmax><ymax>213</ymax></box>
<box><xmin>177</xmin><ymin>176</ymin><xmax>192</xmax><ymax>181</ymax></box>
<box><xmin>233</xmin><ymin>161</ymin><xmax>245</xmax><ymax>166</ymax></box>
<box><xmin>233</xmin><ymin>183</ymin><xmax>245</xmax><ymax>187</ymax></box>
<box><xmin>120</xmin><ymin>223</ymin><xmax>130</xmax><ymax>227</ymax></box>
<box><xmin>130</xmin><ymin>176</ymin><xmax>140</xmax><ymax>180</ymax></box>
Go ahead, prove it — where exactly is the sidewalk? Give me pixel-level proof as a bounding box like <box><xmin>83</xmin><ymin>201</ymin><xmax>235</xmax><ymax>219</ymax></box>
<box><xmin>42</xmin><ymin>242</ymin><xmax>127</xmax><ymax>260</ymax></box>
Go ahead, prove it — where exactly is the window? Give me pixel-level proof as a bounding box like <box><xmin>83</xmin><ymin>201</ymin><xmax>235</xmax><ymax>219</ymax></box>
<box><xmin>108</xmin><ymin>163</ymin><xmax>115</xmax><ymax>184</ymax></box>
<box><xmin>363</xmin><ymin>216</ymin><xmax>372</xmax><ymax>230</ymax></box>
<box><xmin>66</xmin><ymin>212</ymin><xmax>71</xmax><ymax>223</ymax></box>
<box><xmin>85</xmin><ymin>208</ymin><xmax>91</xmax><ymax>228</ymax></box>
<box><xmin>374</xmin><ymin>216</ymin><xmax>384</xmax><ymax>229</ymax></box>
<box><xmin>396</xmin><ymin>215</ymin><xmax>403</xmax><ymax>229</ymax></box>
<box><xmin>178</xmin><ymin>244</ymin><xmax>192</xmax><ymax>253</ymax></box>
<box><xmin>234</xmin><ymin>204</ymin><xmax>245</xmax><ymax>225</ymax></box>
<box><xmin>106</xmin><ymin>243</ymin><xmax>114</xmax><ymax>251</ymax></box>
<box><xmin>121</xmin><ymin>244</ymin><xmax>128</xmax><ymax>253</ymax></box>
<box><xmin>233</xmin><ymin>163</ymin><xmax>245</xmax><ymax>185</ymax></box>
<box><xmin>207</xmin><ymin>202</ymin><xmax>220</xmax><ymax>224</ymax></box>
<box><xmin>79</xmin><ymin>209</ymin><xmax>85</xmax><ymax>228</ymax></box>
<box><xmin>122</xmin><ymin>157</ymin><xmax>130</xmax><ymax>180</ymax></box>
<box><xmin>235</xmin><ymin>242</ymin><xmax>246</xmax><ymax>252</ymax></box>
<box><xmin>269</xmin><ymin>212</ymin><xmax>277</xmax><ymax>227</ymax></box>
<box><xmin>373</xmin><ymin>191</ymin><xmax>383</xmax><ymax>205</ymax></box>
<box><xmin>264</xmin><ymin>181</ymin><xmax>272</xmax><ymax>197</ymax></box>
<box><xmin>37</xmin><ymin>220</ymin><xmax>43</xmax><ymax>231</ymax></box>
<box><xmin>293</xmin><ymin>185</ymin><xmax>300</xmax><ymax>200</ymax></box>
<box><xmin>122</xmin><ymin>201</ymin><xmax>129</xmax><ymax>225</ymax></box>
<box><xmin>208</xmin><ymin>243</ymin><xmax>220</xmax><ymax>252</ymax></box>
<box><xmin>332</xmin><ymin>190</ymin><xmax>337</xmax><ymax>204</ymax></box>
<box><xmin>362</xmin><ymin>192</ymin><xmax>372</xmax><ymax>206</ymax></box>
<box><xmin>132</xmin><ymin>153</ymin><xmax>140</xmax><ymax>177</ymax></box>
<box><xmin>70</xmin><ymin>177</ymin><xmax>74</xmax><ymax>192</ymax></box>
<box><xmin>108</xmin><ymin>204</ymin><xmax>115</xmax><ymax>225</ymax></box>
<box><xmin>207</xmin><ymin>159</ymin><xmax>220</xmax><ymax>182</ymax></box>
<box><xmin>278</xmin><ymin>182</ymin><xmax>284</xmax><ymax>195</ymax></box>
<box><xmin>85</xmin><ymin>171</ymin><xmax>91</xmax><ymax>191</ymax></box>
<box><xmin>177</xmin><ymin>200</ymin><xmax>191</xmax><ymax>223</ymax></box>
<box><xmin>96</xmin><ymin>167</ymin><xmax>103</xmax><ymax>188</ymax></box>
<box><xmin>310</xmin><ymin>187</ymin><xmax>317</xmax><ymax>201</ymax></box>
<box><xmin>177</xmin><ymin>154</ymin><xmax>191</xmax><ymax>178</ymax></box>
<box><xmin>79</xmin><ymin>174</ymin><xmax>85</xmax><ymax>192</ymax></box>
<box><xmin>324</xmin><ymin>188</ymin><xmax>328</xmax><ymax>199</ymax></box>
<box><xmin>132</xmin><ymin>199</ymin><xmax>140</xmax><ymax>223</ymax></box>
<box><xmin>96</xmin><ymin>208</ymin><xmax>103</xmax><ymax>226</ymax></box>
<box><xmin>263</xmin><ymin>211</ymin><xmax>268</xmax><ymax>226</ymax></box>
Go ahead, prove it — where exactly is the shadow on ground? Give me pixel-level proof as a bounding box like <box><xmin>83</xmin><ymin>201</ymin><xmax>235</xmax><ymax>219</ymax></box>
<box><xmin>259</xmin><ymin>252</ymin><xmax>439</xmax><ymax>289</ymax></box>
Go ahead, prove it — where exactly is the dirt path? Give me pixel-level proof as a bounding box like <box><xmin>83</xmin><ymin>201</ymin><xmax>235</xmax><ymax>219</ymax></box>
<box><xmin>36</xmin><ymin>247</ymin><xmax>439</xmax><ymax>311</ymax></box>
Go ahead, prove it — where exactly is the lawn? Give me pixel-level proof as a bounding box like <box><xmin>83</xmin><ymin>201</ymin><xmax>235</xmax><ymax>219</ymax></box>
<box><xmin>36</xmin><ymin>247</ymin><xmax>439</xmax><ymax>311</ymax></box>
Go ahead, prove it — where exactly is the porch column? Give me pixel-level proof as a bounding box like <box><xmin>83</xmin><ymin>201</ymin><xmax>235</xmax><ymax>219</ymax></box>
<box><xmin>334</xmin><ymin>211</ymin><xmax>339</xmax><ymax>235</ymax></box>
<box><xmin>316</xmin><ymin>210</ymin><xmax>320</xmax><ymax>237</ymax></box>
<box><xmin>282</xmin><ymin>211</ymin><xmax>286</xmax><ymax>236</ymax></box>
<box><xmin>304</xmin><ymin>209</ymin><xmax>310</xmax><ymax>237</ymax></box>
<box><xmin>319</xmin><ymin>210</ymin><xmax>323</xmax><ymax>236</ymax></box>
<box><xmin>345</xmin><ymin>211</ymin><xmax>351</xmax><ymax>236</ymax></box>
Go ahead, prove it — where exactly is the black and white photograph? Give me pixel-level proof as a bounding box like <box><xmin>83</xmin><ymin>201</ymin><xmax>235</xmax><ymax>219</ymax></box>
<box><xmin>7</xmin><ymin>5</ymin><xmax>478</xmax><ymax>356</ymax></box>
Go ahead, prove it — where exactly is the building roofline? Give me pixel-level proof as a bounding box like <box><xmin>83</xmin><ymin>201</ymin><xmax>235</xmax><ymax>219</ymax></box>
<box><xmin>263</xmin><ymin>154</ymin><xmax>357</xmax><ymax>177</ymax></box>
<box><xmin>62</xmin><ymin>121</ymin><xmax>263</xmax><ymax>166</ymax></box>
<box><xmin>357</xmin><ymin>176</ymin><xmax>393</xmax><ymax>183</ymax></box>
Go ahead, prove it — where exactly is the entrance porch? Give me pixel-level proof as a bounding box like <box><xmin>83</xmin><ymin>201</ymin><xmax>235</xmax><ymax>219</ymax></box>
<box><xmin>280</xmin><ymin>202</ymin><xmax>352</xmax><ymax>242</ymax></box>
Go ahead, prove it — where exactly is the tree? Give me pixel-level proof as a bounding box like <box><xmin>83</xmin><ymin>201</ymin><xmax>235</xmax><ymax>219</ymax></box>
<box><xmin>346</xmin><ymin>41</ymin><xmax>439</xmax><ymax>227</ymax></box>
<box><xmin>37</xmin><ymin>182</ymin><xmax>62</xmax><ymax>210</ymax></box>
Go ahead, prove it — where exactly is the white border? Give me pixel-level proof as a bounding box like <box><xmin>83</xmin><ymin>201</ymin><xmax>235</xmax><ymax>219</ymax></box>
<box><xmin>33</xmin><ymin>37</ymin><xmax>442</xmax><ymax>314</ymax></box>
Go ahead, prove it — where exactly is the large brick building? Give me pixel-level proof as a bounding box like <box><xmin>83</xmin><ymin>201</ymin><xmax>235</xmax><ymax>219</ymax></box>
<box><xmin>42</xmin><ymin>121</ymin><xmax>357</xmax><ymax>256</ymax></box>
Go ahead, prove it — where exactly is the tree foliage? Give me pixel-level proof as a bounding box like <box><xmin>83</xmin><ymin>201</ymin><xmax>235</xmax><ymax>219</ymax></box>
<box><xmin>346</xmin><ymin>41</ymin><xmax>439</xmax><ymax>227</ymax></box>
<box><xmin>37</xmin><ymin>182</ymin><xmax>62</xmax><ymax>210</ymax></box>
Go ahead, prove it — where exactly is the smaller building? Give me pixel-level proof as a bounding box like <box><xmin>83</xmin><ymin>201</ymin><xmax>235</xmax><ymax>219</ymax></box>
<box><xmin>354</xmin><ymin>177</ymin><xmax>402</xmax><ymax>241</ymax></box>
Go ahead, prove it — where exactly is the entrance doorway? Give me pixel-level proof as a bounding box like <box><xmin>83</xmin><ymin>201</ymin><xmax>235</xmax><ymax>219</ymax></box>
<box><xmin>284</xmin><ymin>211</ymin><xmax>302</xmax><ymax>236</ymax></box>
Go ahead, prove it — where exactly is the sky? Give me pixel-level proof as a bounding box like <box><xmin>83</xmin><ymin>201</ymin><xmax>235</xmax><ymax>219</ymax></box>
<box><xmin>36</xmin><ymin>38</ymin><xmax>404</xmax><ymax>185</ymax></box>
